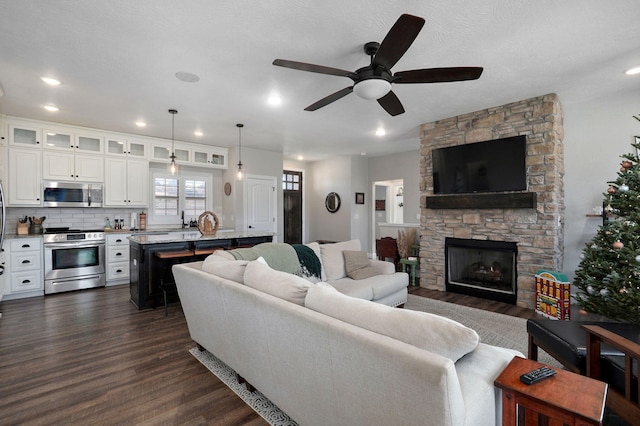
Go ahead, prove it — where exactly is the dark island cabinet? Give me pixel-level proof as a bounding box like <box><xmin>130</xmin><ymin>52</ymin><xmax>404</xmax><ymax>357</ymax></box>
<box><xmin>129</xmin><ymin>235</ymin><xmax>272</xmax><ymax>310</ymax></box>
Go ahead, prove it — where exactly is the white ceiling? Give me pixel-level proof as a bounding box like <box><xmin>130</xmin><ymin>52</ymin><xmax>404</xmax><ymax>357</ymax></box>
<box><xmin>0</xmin><ymin>1</ymin><xmax>639</xmax><ymax>161</ymax></box>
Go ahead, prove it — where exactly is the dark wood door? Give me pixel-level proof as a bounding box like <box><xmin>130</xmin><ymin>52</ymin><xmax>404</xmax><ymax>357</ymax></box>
<box><xmin>283</xmin><ymin>170</ymin><xmax>302</xmax><ymax>244</ymax></box>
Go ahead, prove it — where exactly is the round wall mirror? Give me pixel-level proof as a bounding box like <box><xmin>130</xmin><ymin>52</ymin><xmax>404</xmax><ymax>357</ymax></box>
<box><xmin>325</xmin><ymin>192</ymin><xmax>341</xmax><ymax>213</ymax></box>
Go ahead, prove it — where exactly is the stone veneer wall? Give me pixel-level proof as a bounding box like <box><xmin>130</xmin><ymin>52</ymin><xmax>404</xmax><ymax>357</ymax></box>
<box><xmin>419</xmin><ymin>93</ymin><xmax>565</xmax><ymax>309</ymax></box>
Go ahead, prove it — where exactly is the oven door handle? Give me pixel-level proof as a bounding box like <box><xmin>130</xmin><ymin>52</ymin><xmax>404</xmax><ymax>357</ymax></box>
<box><xmin>45</xmin><ymin>242</ymin><xmax>105</xmax><ymax>249</ymax></box>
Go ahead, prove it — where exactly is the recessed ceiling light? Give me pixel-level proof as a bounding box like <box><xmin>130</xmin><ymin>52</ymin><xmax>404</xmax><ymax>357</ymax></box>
<box><xmin>194</xmin><ymin>130</ymin><xmax>204</xmax><ymax>137</ymax></box>
<box><xmin>297</xmin><ymin>155</ymin><xmax>304</xmax><ymax>161</ymax></box>
<box><xmin>41</xmin><ymin>77</ymin><xmax>61</xmax><ymax>86</ymax></box>
<box><xmin>267</xmin><ymin>95</ymin><xmax>282</xmax><ymax>106</ymax></box>
<box><xmin>625</xmin><ymin>66</ymin><xmax>640</xmax><ymax>76</ymax></box>
<box><xmin>375</xmin><ymin>127</ymin><xmax>386</xmax><ymax>136</ymax></box>
<box><xmin>135</xmin><ymin>121</ymin><xmax>146</xmax><ymax>127</ymax></box>
<box><xmin>44</xmin><ymin>105</ymin><xmax>59</xmax><ymax>112</ymax></box>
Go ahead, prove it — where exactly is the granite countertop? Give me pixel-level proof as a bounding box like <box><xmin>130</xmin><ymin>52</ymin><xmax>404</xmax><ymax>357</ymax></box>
<box><xmin>4</xmin><ymin>233</ymin><xmax>44</xmax><ymax>240</ymax></box>
<box><xmin>128</xmin><ymin>231</ymin><xmax>274</xmax><ymax>245</ymax></box>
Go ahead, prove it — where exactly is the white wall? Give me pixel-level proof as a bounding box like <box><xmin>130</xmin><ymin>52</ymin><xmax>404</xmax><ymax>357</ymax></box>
<box><xmin>306</xmin><ymin>156</ymin><xmax>351</xmax><ymax>243</ymax></box>
<box><xmin>562</xmin><ymin>88</ymin><xmax>640</xmax><ymax>280</ymax></box>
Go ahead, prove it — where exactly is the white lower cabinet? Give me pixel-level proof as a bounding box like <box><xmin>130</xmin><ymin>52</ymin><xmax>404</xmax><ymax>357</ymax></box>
<box><xmin>4</xmin><ymin>237</ymin><xmax>44</xmax><ymax>300</ymax></box>
<box><xmin>106</xmin><ymin>234</ymin><xmax>130</xmax><ymax>285</ymax></box>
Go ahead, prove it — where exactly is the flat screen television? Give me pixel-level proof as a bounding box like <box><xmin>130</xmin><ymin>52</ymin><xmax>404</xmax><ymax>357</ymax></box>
<box><xmin>432</xmin><ymin>135</ymin><xmax>527</xmax><ymax>195</ymax></box>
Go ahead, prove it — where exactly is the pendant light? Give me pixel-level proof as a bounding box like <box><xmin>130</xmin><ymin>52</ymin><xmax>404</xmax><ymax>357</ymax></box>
<box><xmin>236</xmin><ymin>123</ymin><xmax>244</xmax><ymax>181</ymax></box>
<box><xmin>169</xmin><ymin>109</ymin><xmax>178</xmax><ymax>175</ymax></box>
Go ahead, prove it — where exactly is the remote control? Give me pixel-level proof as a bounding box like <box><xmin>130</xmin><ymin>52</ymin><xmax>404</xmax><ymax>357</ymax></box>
<box><xmin>520</xmin><ymin>366</ymin><xmax>556</xmax><ymax>385</ymax></box>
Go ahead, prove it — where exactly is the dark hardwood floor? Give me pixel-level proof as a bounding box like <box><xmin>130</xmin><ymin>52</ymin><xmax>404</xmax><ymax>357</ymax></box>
<box><xmin>0</xmin><ymin>284</ymin><xmax>537</xmax><ymax>425</ymax></box>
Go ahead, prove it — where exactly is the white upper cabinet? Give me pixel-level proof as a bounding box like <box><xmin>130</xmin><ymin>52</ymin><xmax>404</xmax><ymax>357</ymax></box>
<box><xmin>76</xmin><ymin>134</ymin><xmax>103</xmax><ymax>154</ymax></box>
<box><xmin>150</xmin><ymin>142</ymin><xmax>189</xmax><ymax>163</ymax></box>
<box><xmin>104</xmin><ymin>157</ymin><xmax>148</xmax><ymax>207</ymax></box>
<box><xmin>9</xmin><ymin>124</ymin><xmax>42</xmax><ymax>147</ymax></box>
<box><xmin>42</xmin><ymin>151</ymin><xmax>104</xmax><ymax>182</ymax></box>
<box><xmin>8</xmin><ymin>148</ymin><xmax>42</xmax><ymax>206</ymax></box>
<box><xmin>105</xmin><ymin>136</ymin><xmax>147</xmax><ymax>158</ymax></box>
<box><xmin>192</xmin><ymin>146</ymin><xmax>227</xmax><ymax>168</ymax></box>
<box><xmin>43</xmin><ymin>129</ymin><xmax>73</xmax><ymax>150</ymax></box>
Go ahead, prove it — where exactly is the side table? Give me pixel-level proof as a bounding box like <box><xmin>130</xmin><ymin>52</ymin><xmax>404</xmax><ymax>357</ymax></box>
<box><xmin>399</xmin><ymin>258</ymin><xmax>418</xmax><ymax>286</ymax></box>
<box><xmin>494</xmin><ymin>356</ymin><xmax>607</xmax><ymax>425</ymax></box>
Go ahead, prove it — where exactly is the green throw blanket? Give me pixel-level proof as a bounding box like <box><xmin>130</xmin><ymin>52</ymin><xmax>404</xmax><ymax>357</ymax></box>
<box><xmin>228</xmin><ymin>243</ymin><xmax>302</xmax><ymax>275</ymax></box>
<box><xmin>292</xmin><ymin>244</ymin><xmax>322</xmax><ymax>279</ymax></box>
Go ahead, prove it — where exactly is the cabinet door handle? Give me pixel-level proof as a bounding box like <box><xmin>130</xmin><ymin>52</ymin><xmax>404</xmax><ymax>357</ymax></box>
<box><xmin>116</xmin><ymin>269</ymin><xmax>122</xmax><ymax>273</ymax></box>
<box><xmin>22</xmin><ymin>259</ymin><xmax>31</xmax><ymax>264</ymax></box>
<box><xmin>22</xmin><ymin>244</ymin><xmax>31</xmax><ymax>248</ymax></box>
<box><xmin>116</xmin><ymin>252</ymin><xmax>122</xmax><ymax>256</ymax></box>
<box><xmin>22</xmin><ymin>279</ymin><xmax>31</xmax><ymax>284</ymax></box>
<box><xmin>116</xmin><ymin>239</ymin><xmax>122</xmax><ymax>243</ymax></box>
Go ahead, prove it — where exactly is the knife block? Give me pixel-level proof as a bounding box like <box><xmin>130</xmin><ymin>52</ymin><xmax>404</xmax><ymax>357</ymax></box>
<box><xmin>17</xmin><ymin>222</ymin><xmax>28</xmax><ymax>235</ymax></box>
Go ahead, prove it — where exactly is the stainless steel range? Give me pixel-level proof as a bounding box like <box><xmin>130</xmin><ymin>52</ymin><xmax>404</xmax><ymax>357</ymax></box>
<box><xmin>44</xmin><ymin>228</ymin><xmax>105</xmax><ymax>294</ymax></box>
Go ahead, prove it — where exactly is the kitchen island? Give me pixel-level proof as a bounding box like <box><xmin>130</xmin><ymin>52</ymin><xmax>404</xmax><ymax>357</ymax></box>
<box><xmin>128</xmin><ymin>231</ymin><xmax>273</xmax><ymax>309</ymax></box>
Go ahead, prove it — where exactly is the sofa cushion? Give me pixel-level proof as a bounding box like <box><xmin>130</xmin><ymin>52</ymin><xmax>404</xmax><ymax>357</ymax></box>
<box><xmin>305</xmin><ymin>283</ymin><xmax>480</xmax><ymax>362</ymax></box>
<box><xmin>244</xmin><ymin>259</ymin><xmax>312</xmax><ymax>306</ymax></box>
<box><xmin>343</xmin><ymin>250</ymin><xmax>378</xmax><ymax>280</ymax></box>
<box><xmin>202</xmin><ymin>254</ymin><xmax>248</xmax><ymax>284</ymax></box>
<box><xmin>319</xmin><ymin>240</ymin><xmax>361</xmax><ymax>280</ymax></box>
<box><xmin>332</xmin><ymin>272</ymin><xmax>408</xmax><ymax>300</ymax></box>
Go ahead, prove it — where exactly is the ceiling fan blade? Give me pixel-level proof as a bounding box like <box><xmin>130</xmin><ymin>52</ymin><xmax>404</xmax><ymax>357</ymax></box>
<box><xmin>394</xmin><ymin>67</ymin><xmax>484</xmax><ymax>84</ymax></box>
<box><xmin>273</xmin><ymin>59</ymin><xmax>354</xmax><ymax>77</ymax></box>
<box><xmin>373</xmin><ymin>14</ymin><xmax>425</xmax><ymax>71</ymax></box>
<box><xmin>304</xmin><ymin>86</ymin><xmax>354</xmax><ymax>111</ymax></box>
<box><xmin>377</xmin><ymin>91</ymin><xmax>405</xmax><ymax>116</ymax></box>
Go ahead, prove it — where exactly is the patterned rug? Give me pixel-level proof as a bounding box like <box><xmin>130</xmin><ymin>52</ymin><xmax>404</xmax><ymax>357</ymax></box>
<box><xmin>190</xmin><ymin>294</ymin><xmax>559</xmax><ymax>425</ymax></box>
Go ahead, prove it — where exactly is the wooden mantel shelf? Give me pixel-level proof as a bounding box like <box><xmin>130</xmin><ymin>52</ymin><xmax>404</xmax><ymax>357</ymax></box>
<box><xmin>425</xmin><ymin>192</ymin><xmax>536</xmax><ymax>210</ymax></box>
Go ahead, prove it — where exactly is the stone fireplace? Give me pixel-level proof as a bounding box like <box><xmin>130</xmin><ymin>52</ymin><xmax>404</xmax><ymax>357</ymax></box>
<box><xmin>419</xmin><ymin>93</ymin><xmax>565</xmax><ymax>309</ymax></box>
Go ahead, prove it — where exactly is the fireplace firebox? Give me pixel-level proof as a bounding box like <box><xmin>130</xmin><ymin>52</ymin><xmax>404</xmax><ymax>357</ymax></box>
<box><xmin>445</xmin><ymin>237</ymin><xmax>517</xmax><ymax>304</ymax></box>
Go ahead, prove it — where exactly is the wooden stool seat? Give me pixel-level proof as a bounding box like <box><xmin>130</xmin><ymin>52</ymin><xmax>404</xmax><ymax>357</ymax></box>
<box><xmin>194</xmin><ymin>247</ymin><xmax>223</xmax><ymax>256</ymax></box>
<box><xmin>155</xmin><ymin>249</ymin><xmax>195</xmax><ymax>259</ymax></box>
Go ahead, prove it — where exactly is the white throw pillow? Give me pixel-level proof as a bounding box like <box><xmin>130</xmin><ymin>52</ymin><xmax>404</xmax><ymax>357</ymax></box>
<box><xmin>319</xmin><ymin>240</ymin><xmax>361</xmax><ymax>281</ymax></box>
<box><xmin>305</xmin><ymin>283</ymin><xmax>480</xmax><ymax>362</ymax></box>
<box><xmin>244</xmin><ymin>259</ymin><xmax>312</xmax><ymax>306</ymax></box>
<box><xmin>201</xmin><ymin>254</ymin><xmax>248</xmax><ymax>284</ymax></box>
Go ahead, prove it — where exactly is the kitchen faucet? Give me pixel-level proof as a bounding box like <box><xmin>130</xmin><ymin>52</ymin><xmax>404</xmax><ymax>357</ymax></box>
<box><xmin>181</xmin><ymin>210</ymin><xmax>188</xmax><ymax>228</ymax></box>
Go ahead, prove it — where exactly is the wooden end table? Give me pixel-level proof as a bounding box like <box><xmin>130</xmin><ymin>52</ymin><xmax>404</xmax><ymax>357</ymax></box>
<box><xmin>494</xmin><ymin>356</ymin><xmax>607</xmax><ymax>426</ymax></box>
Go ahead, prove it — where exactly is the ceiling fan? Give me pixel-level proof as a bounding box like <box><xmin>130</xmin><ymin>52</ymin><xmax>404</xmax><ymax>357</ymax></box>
<box><xmin>273</xmin><ymin>14</ymin><xmax>483</xmax><ymax>116</ymax></box>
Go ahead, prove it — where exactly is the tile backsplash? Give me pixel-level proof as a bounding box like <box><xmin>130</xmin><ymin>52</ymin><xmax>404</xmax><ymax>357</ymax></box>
<box><xmin>5</xmin><ymin>207</ymin><xmax>145</xmax><ymax>234</ymax></box>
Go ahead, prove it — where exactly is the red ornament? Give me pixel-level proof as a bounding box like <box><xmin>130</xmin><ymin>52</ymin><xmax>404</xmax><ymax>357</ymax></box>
<box><xmin>622</xmin><ymin>160</ymin><xmax>633</xmax><ymax>169</ymax></box>
<box><xmin>613</xmin><ymin>240</ymin><xmax>624</xmax><ymax>249</ymax></box>
<box><xmin>608</xmin><ymin>186</ymin><xmax>617</xmax><ymax>194</ymax></box>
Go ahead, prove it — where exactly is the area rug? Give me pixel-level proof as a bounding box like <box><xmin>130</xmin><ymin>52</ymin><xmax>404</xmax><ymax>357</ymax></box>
<box><xmin>190</xmin><ymin>295</ymin><xmax>560</xmax><ymax>425</ymax></box>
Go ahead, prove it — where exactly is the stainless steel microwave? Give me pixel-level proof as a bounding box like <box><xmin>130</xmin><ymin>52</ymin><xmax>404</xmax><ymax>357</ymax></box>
<box><xmin>42</xmin><ymin>181</ymin><xmax>103</xmax><ymax>208</ymax></box>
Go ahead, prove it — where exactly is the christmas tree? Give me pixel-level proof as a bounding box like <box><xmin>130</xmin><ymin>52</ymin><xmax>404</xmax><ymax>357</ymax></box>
<box><xmin>573</xmin><ymin>118</ymin><xmax>640</xmax><ymax>324</ymax></box>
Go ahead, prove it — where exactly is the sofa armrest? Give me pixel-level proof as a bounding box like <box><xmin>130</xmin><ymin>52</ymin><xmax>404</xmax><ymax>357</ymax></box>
<box><xmin>370</xmin><ymin>259</ymin><xmax>396</xmax><ymax>275</ymax></box>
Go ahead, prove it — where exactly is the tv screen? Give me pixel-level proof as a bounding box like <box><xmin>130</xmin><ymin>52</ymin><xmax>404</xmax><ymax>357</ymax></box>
<box><xmin>432</xmin><ymin>135</ymin><xmax>527</xmax><ymax>195</ymax></box>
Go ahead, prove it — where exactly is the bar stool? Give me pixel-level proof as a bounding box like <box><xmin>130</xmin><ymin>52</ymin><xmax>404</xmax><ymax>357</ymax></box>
<box><xmin>154</xmin><ymin>249</ymin><xmax>194</xmax><ymax>316</ymax></box>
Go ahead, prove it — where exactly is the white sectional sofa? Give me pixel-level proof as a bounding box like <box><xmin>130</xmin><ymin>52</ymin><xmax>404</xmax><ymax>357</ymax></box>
<box><xmin>173</xmin><ymin>242</ymin><xmax>522</xmax><ymax>426</ymax></box>
<box><xmin>213</xmin><ymin>239</ymin><xmax>409</xmax><ymax>307</ymax></box>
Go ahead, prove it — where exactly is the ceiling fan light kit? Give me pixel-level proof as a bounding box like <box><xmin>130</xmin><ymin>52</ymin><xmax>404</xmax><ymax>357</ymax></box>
<box><xmin>353</xmin><ymin>78</ymin><xmax>391</xmax><ymax>100</ymax></box>
<box><xmin>273</xmin><ymin>14</ymin><xmax>483</xmax><ymax>116</ymax></box>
